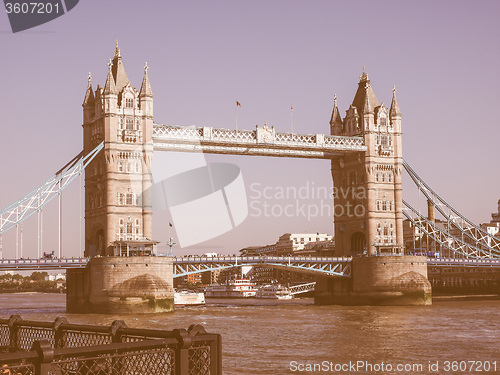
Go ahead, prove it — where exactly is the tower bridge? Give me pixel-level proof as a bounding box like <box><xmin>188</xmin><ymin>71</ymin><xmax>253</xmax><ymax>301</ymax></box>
<box><xmin>2</xmin><ymin>44</ymin><xmax>499</xmax><ymax>311</ymax></box>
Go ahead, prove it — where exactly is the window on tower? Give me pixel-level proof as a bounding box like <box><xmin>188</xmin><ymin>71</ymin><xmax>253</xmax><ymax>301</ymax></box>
<box><xmin>126</xmin><ymin>118</ymin><xmax>134</xmax><ymax>130</ymax></box>
<box><xmin>125</xmin><ymin>98</ymin><xmax>133</xmax><ymax>108</ymax></box>
<box><xmin>380</xmin><ymin>134</ymin><xmax>388</xmax><ymax>146</ymax></box>
<box><xmin>126</xmin><ymin>193</ymin><xmax>134</xmax><ymax>205</ymax></box>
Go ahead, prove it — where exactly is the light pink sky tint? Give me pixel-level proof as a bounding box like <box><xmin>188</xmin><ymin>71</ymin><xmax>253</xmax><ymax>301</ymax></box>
<box><xmin>0</xmin><ymin>1</ymin><xmax>499</xmax><ymax>257</ymax></box>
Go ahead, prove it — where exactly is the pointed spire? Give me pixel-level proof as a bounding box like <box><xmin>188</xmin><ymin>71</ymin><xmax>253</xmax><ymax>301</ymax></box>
<box><xmin>139</xmin><ymin>62</ymin><xmax>154</xmax><ymax>97</ymax></box>
<box><xmin>330</xmin><ymin>94</ymin><xmax>343</xmax><ymax>126</ymax></box>
<box><xmin>83</xmin><ymin>72</ymin><xmax>95</xmax><ymax>106</ymax></box>
<box><xmin>390</xmin><ymin>84</ymin><xmax>401</xmax><ymax>118</ymax></box>
<box><xmin>111</xmin><ymin>40</ymin><xmax>130</xmax><ymax>92</ymax></box>
<box><xmin>114</xmin><ymin>39</ymin><xmax>121</xmax><ymax>59</ymax></box>
<box><xmin>352</xmin><ymin>67</ymin><xmax>379</xmax><ymax>115</ymax></box>
<box><xmin>103</xmin><ymin>59</ymin><xmax>118</xmax><ymax>94</ymax></box>
<box><xmin>360</xmin><ymin>65</ymin><xmax>369</xmax><ymax>81</ymax></box>
<box><xmin>362</xmin><ymin>82</ymin><xmax>374</xmax><ymax>113</ymax></box>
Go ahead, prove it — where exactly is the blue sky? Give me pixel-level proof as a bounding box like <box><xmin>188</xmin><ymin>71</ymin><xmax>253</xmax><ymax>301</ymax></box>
<box><xmin>1</xmin><ymin>1</ymin><xmax>499</xmax><ymax>257</ymax></box>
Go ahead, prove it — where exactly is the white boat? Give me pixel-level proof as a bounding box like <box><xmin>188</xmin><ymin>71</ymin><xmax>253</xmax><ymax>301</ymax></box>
<box><xmin>174</xmin><ymin>290</ymin><xmax>206</xmax><ymax>307</ymax></box>
<box><xmin>256</xmin><ymin>284</ymin><xmax>293</xmax><ymax>299</ymax></box>
<box><xmin>205</xmin><ymin>279</ymin><xmax>257</xmax><ymax>298</ymax></box>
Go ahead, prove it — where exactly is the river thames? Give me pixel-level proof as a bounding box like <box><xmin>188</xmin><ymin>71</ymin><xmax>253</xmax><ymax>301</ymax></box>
<box><xmin>1</xmin><ymin>294</ymin><xmax>499</xmax><ymax>374</ymax></box>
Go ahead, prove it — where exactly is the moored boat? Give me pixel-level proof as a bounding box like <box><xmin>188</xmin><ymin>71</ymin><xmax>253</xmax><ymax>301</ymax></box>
<box><xmin>205</xmin><ymin>279</ymin><xmax>257</xmax><ymax>298</ymax></box>
<box><xmin>174</xmin><ymin>290</ymin><xmax>206</xmax><ymax>307</ymax></box>
<box><xmin>256</xmin><ymin>284</ymin><xmax>293</xmax><ymax>299</ymax></box>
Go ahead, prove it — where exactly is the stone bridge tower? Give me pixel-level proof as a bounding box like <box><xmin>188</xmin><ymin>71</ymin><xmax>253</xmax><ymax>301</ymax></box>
<box><xmin>316</xmin><ymin>69</ymin><xmax>430</xmax><ymax>306</ymax></box>
<box><xmin>330</xmin><ymin>68</ymin><xmax>403</xmax><ymax>256</ymax></box>
<box><xmin>82</xmin><ymin>43</ymin><xmax>155</xmax><ymax>257</ymax></box>
<box><xmin>70</xmin><ymin>44</ymin><xmax>173</xmax><ymax>313</ymax></box>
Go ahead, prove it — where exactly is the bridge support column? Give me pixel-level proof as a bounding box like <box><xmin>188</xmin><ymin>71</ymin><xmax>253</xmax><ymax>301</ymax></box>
<box><xmin>67</xmin><ymin>256</ymin><xmax>174</xmax><ymax>313</ymax></box>
<box><xmin>315</xmin><ymin>255</ymin><xmax>431</xmax><ymax>305</ymax></box>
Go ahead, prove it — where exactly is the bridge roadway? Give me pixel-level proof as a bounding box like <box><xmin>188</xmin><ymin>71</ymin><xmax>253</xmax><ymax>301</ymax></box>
<box><xmin>0</xmin><ymin>256</ymin><xmax>500</xmax><ymax>275</ymax></box>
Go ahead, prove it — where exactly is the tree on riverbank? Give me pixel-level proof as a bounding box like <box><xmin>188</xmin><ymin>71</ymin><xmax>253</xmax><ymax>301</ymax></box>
<box><xmin>0</xmin><ymin>272</ymin><xmax>64</xmax><ymax>293</ymax></box>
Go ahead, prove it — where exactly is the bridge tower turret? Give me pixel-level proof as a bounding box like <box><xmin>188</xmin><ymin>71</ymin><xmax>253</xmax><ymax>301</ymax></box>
<box><xmin>330</xmin><ymin>69</ymin><xmax>404</xmax><ymax>256</ymax></box>
<box><xmin>316</xmin><ymin>69</ymin><xmax>430</xmax><ymax>305</ymax></box>
<box><xmin>82</xmin><ymin>43</ymin><xmax>156</xmax><ymax>257</ymax></box>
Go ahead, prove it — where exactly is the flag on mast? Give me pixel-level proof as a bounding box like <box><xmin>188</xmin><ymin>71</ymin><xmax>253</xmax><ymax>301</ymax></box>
<box><xmin>290</xmin><ymin>105</ymin><xmax>294</xmax><ymax>133</ymax></box>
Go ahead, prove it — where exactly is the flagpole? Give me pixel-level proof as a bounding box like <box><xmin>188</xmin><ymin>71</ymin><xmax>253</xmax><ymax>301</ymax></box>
<box><xmin>291</xmin><ymin>105</ymin><xmax>293</xmax><ymax>133</ymax></box>
<box><xmin>235</xmin><ymin>101</ymin><xmax>240</xmax><ymax>130</ymax></box>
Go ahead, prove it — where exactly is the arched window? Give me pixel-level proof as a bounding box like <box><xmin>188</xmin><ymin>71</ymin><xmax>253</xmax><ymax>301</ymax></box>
<box><xmin>126</xmin><ymin>118</ymin><xmax>134</xmax><ymax>130</ymax></box>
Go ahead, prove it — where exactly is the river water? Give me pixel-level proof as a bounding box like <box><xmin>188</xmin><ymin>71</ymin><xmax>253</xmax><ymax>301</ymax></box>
<box><xmin>0</xmin><ymin>294</ymin><xmax>499</xmax><ymax>374</ymax></box>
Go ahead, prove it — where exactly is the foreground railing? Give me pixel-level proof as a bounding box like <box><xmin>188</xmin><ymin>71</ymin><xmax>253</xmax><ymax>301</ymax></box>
<box><xmin>0</xmin><ymin>315</ymin><xmax>222</xmax><ymax>375</ymax></box>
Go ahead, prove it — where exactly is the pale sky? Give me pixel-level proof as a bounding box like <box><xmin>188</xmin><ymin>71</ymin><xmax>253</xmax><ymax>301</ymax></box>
<box><xmin>1</xmin><ymin>0</ymin><xmax>499</xmax><ymax>257</ymax></box>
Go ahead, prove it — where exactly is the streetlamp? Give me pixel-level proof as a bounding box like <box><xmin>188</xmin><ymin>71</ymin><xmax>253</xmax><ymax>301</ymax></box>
<box><xmin>167</xmin><ymin>237</ymin><xmax>176</xmax><ymax>257</ymax></box>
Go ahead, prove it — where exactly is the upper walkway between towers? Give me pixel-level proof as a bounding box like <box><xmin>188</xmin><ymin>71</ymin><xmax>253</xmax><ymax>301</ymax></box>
<box><xmin>152</xmin><ymin>124</ymin><xmax>367</xmax><ymax>159</ymax></box>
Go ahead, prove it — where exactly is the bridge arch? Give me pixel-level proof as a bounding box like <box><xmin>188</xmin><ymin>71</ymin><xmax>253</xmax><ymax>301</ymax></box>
<box><xmin>350</xmin><ymin>232</ymin><xmax>366</xmax><ymax>255</ymax></box>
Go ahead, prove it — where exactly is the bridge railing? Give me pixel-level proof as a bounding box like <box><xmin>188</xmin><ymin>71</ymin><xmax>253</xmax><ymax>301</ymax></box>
<box><xmin>0</xmin><ymin>142</ymin><xmax>104</xmax><ymax>235</ymax></box>
<box><xmin>0</xmin><ymin>315</ymin><xmax>222</xmax><ymax>375</ymax></box>
<box><xmin>174</xmin><ymin>255</ymin><xmax>352</xmax><ymax>263</ymax></box>
<box><xmin>403</xmin><ymin>199</ymin><xmax>500</xmax><ymax>259</ymax></box>
<box><xmin>427</xmin><ymin>258</ymin><xmax>500</xmax><ymax>266</ymax></box>
<box><xmin>173</xmin><ymin>255</ymin><xmax>353</xmax><ymax>278</ymax></box>
<box><xmin>0</xmin><ymin>258</ymin><xmax>88</xmax><ymax>265</ymax></box>
<box><xmin>403</xmin><ymin>159</ymin><xmax>500</xmax><ymax>256</ymax></box>
<box><xmin>152</xmin><ymin>124</ymin><xmax>366</xmax><ymax>151</ymax></box>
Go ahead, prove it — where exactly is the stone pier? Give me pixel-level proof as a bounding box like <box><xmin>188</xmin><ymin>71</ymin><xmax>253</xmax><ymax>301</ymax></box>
<box><xmin>315</xmin><ymin>255</ymin><xmax>431</xmax><ymax>306</ymax></box>
<box><xmin>67</xmin><ymin>256</ymin><xmax>174</xmax><ymax>313</ymax></box>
